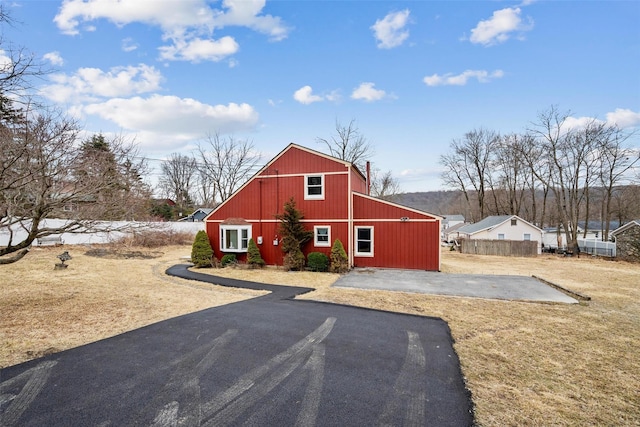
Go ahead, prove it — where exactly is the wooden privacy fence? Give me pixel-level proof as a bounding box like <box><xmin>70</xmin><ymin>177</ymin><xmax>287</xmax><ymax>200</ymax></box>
<box><xmin>459</xmin><ymin>239</ymin><xmax>539</xmax><ymax>257</ymax></box>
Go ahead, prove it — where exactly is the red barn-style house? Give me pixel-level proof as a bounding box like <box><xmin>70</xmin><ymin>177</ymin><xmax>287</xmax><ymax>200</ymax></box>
<box><xmin>205</xmin><ymin>144</ymin><xmax>441</xmax><ymax>271</ymax></box>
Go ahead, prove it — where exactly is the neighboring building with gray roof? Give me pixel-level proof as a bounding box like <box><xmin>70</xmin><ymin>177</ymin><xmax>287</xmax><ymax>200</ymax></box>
<box><xmin>457</xmin><ymin>215</ymin><xmax>544</xmax><ymax>254</ymax></box>
<box><xmin>179</xmin><ymin>207</ymin><xmax>214</xmax><ymax>222</ymax></box>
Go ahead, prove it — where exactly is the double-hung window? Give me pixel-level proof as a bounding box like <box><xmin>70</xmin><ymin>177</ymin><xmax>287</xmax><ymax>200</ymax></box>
<box><xmin>220</xmin><ymin>225</ymin><xmax>251</xmax><ymax>252</ymax></box>
<box><xmin>314</xmin><ymin>226</ymin><xmax>331</xmax><ymax>247</ymax></box>
<box><xmin>355</xmin><ymin>226</ymin><xmax>374</xmax><ymax>256</ymax></box>
<box><xmin>305</xmin><ymin>174</ymin><xmax>324</xmax><ymax>200</ymax></box>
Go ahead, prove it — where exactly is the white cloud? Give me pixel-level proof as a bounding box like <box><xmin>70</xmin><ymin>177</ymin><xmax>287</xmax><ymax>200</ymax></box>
<box><xmin>423</xmin><ymin>69</ymin><xmax>504</xmax><ymax>86</ymax></box>
<box><xmin>121</xmin><ymin>37</ymin><xmax>138</xmax><ymax>52</ymax></box>
<box><xmin>43</xmin><ymin>51</ymin><xmax>64</xmax><ymax>66</ymax></box>
<box><xmin>606</xmin><ymin>108</ymin><xmax>640</xmax><ymax>128</ymax></box>
<box><xmin>371</xmin><ymin>9</ymin><xmax>410</xmax><ymax>49</ymax></box>
<box><xmin>158</xmin><ymin>36</ymin><xmax>239</xmax><ymax>62</ymax></box>
<box><xmin>293</xmin><ymin>85</ymin><xmax>324</xmax><ymax>105</ymax></box>
<box><xmin>211</xmin><ymin>0</ymin><xmax>290</xmax><ymax>42</ymax></box>
<box><xmin>55</xmin><ymin>0</ymin><xmax>216</xmax><ymax>36</ymax></box>
<box><xmin>351</xmin><ymin>82</ymin><xmax>387</xmax><ymax>102</ymax></box>
<box><xmin>83</xmin><ymin>95</ymin><xmax>259</xmax><ymax>149</ymax></box>
<box><xmin>54</xmin><ymin>0</ymin><xmax>289</xmax><ymax>61</ymax></box>
<box><xmin>0</xmin><ymin>50</ymin><xmax>11</xmax><ymax>69</ymax></box>
<box><xmin>469</xmin><ymin>7</ymin><xmax>533</xmax><ymax>46</ymax></box>
<box><xmin>557</xmin><ymin>109</ymin><xmax>640</xmax><ymax>133</ymax></box>
<box><xmin>561</xmin><ymin>116</ymin><xmax>602</xmax><ymax>132</ymax></box>
<box><xmin>41</xmin><ymin>64</ymin><xmax>163</xmax><ymax>103</ymax></box>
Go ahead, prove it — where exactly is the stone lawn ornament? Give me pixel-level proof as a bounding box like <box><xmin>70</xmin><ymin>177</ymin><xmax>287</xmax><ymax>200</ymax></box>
<box><xmin>55</xmin><ymin>251</ymin><xmax>72</xmax><ymax>270</ymax></box>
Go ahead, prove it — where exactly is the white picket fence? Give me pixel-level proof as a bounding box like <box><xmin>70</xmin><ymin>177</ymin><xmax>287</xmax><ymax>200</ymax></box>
<box><xmin>0</xmin><ymin>219</ymin><xmax>204</xmax><ymax>247</ymax></box>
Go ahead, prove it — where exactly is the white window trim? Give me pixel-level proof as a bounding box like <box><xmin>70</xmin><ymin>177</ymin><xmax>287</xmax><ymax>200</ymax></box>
<box><xmin>497</xmin><ymin>233</ymin><xmax>505</xmax><ymax>240</ymax></box>
<box><xmin>304</xmin><ymin>174</ymin><xmax>324</xmax><ymax>200</ymax></box>
<box><xmin>314</xmin><ymin>225</ymin><xmax>331</xmax><ymax>247</ymax></box>
<box><xmin>355</xmin><ymin>226</ymin><xmax>374</xmax><ymax>257</ymax></box>
<box><xmin>523</xmin><ymin>233</ymin><xmax>531</xmax><ymax>241</ymax></box>
<box><xmin>220</xmin><ymin>225</ymin><xmax>251</xmax><ymax>253</ymax></box>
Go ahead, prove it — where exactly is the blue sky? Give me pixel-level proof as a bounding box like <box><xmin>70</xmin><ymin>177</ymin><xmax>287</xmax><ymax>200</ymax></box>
<box><xmin>4</xmin><ymin>0</ymin><xmax>640</xmax><ymax>192</ymax></box>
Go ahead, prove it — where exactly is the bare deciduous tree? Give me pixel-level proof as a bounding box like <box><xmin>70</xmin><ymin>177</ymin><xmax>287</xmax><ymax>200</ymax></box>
<box><xmin>316</xmin><ymin>119</ymin><xmax>374</xmax><ymax>173</ymax></box>
<box><xmin>525</xmin><ymin>106</ymin><xmax>607</xmax><ymax>251</ymax></box>
<box><xmin>370</xmin><ymin>169</ymin><xmax>401</xmax><ymax>201</ymax></box>
<box><xmin>440</xmin><ymin>128</ymin><xmax>499</xmax><ymax>221</ymax></box>
<box><xmin>197</xmin><ymin>133</ymin><xmax>261</xmax><ymax>204</ymax></box>
<box><xmin>1</xmin><ymin>111</ymin><xmax>150</xmax><ymax>264</ymax></box>
<box><xmin>158</xmin><ymin>153</ymin><xmax>198</xmax><ymax>214</ymax></box>
<box><xmin>597</xmin><ymin>125</ymin><xmax>639</xmax><ymax>240</ymax></box>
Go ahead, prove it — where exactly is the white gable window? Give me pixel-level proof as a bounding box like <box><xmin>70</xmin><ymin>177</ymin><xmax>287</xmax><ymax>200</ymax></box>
<box><xmin>220</xmin><ymin>225</ymin><xmax>251</xmax><ymax>252</ymax></box>
<box><xmin>305</xmin><ymin>174</ymin><xmax>324</xmax><ymax>200</ymax></box>
<box><xmin>314</xmin><ymin>226</ymin><xmax>331</xmax><ymax>247</ymax></box>
<box><xmin>524</xmin><ymin>233</ymin><xmax>531</xmax><ymax>241</ymax></box>
<box><xmin>355</xmin><ymin>226</ymin><xmax>374</xmax><ymax>256</ymax></box>
<box><xmin>498</xmin><ymin>233</ymin><xmax>505</xmax><ymax>240</ymax></box>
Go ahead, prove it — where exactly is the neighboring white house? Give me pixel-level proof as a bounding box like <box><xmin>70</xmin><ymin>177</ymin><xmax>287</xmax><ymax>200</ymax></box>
<box><xmin>441</xmin><ymin>215</ymin><xmax>466</xmax><ymax>241</ymax></box>
<box><xmin>443</xmin><ymin>215</ymin><xmax>465</xmax><ymax>229</ymax></box>
<box><xmin>457</xmin><ymin>215</ymin><xmax>544</xmax><ymax>254</ymax></box>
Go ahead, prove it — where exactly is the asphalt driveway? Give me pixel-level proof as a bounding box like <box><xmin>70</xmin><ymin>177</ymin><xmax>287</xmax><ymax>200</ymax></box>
<box><xmin>334</xmin><ymin>268</ymin><xmax>579</xmax><ymax>303</ymax></box>
<box><xmin>0</xmin><ymin>265</ymin><xmax>474</xmax><ymax>426</ymax></box>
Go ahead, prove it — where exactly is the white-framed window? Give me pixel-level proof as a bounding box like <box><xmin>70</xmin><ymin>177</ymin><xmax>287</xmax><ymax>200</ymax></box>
<box><xmin>355</xmin><ymin>226</ymin><xmax>374</xmax><ymax>256</ymax></box>
<box><xmin>304</xmin><ymin>174</ymin><xmax>324</xmax><ymax>200</ymax></box>
<box><xmin>314</xmin><ymin>226</ymin><xmax>331</xmax><ymax>247</ymax></box>
<box><xmin>220</xmin><ymin>225</ymin><xmax>251</xmax><ymax>252</ymax></box>
<box><xmin>523</xmin><ymin>233</ymin><xmax>531</xmax><ymax>241</ymax></box>
<box><xmin>511</xmin><ymin>218</ymin><xmax>517</xmax><ymax>226</ymax></box>
<box><xmin>498</xmin><ymin>233</ymin><xmax>505</xmax><ymax>240</ymax></box>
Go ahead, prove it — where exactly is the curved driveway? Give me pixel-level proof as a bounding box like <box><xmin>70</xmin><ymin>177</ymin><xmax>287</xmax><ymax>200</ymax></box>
<box><xmin>0</xmin><ymin>265</ymin><xmax>474</xmax><ymax>427</ymax></box>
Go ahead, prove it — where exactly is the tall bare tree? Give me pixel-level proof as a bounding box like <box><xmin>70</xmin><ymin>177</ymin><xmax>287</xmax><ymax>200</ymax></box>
<box><xmin>0</xmin><ymin>6</ymin><xmax>49</xmax><ymax>121</ymax></box>
<box><xmin>370</xmin><ymin>169</ymin><xmax>401</xmax><ymax>201</ymax></box>
<box><xmin>597</xmin><ymin>125</ymin><xmax>639</xmax><ymax>240</ymax></box>
<box><xmin>316</xmin><ymin>119</ymin><xmax>374</xmax><ymax>173</ymax></box>
<box><xmin>197</xmin><ymin>133</ymin><xmax>261</xmax><ymax>204</ymax></box>
<box><xmin>440</xmin><ymin>128</ymin><xmax>499</xmax><ymax>221</ymax></box>
<box><xmin>196</xmin><ymin>166</ymin><xmax>216</xmax><ymax>208</ymax></box>
<box><xmin>492</xmin><ymin>133</ymin><xmax>530</xmax><ymax>216</ymax></box>
<box><xmin>523</xmin><ymin>106</ymin><xmax>606</xmax><ymax>251</ymax></box>
<box><xmin>158</xmin><ymin>153</ymin><xmax>198</xmax><ymax>214</ymax></box>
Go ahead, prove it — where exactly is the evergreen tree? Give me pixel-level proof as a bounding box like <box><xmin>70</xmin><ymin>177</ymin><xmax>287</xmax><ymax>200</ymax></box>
<box><xmin>247</xmin><ymin>238</ymin><xmax>265</xmax><ymax>268</ymax></box>
<box><xmin>329</xmin><ymin>239</ymin><xmax>349</xmax><ymax>273</ymax></box>
<box><xmin>276</xmin><ymin>197</ymin><xmax>313</xmax><ymax>270</ymax></box>
<box><xmin>191</xmin><ymin>230</ymin><xmax>214</xmax><ymax>267</ymax></box>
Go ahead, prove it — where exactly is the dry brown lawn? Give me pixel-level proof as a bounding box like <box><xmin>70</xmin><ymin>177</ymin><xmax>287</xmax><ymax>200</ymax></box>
<box><xmin>2</xmin><ymin>245</ymin><xmax>639</xmax><ymax>426</ymax></box>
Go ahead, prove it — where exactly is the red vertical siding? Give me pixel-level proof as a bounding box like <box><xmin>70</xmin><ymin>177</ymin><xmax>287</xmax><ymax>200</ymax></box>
<box><xmin>352</xmin><ymin>193</ymin><xmax>441</xmax><ymax>270</ymax></box>
<box><xmin>205</xmin><ymin>144</ymin><xmax>440</xmax><ymax>271</ymax></box>
<box><xmin>206</xmin><ymin>145</ymin><xmax>355</xmax><ymax>266</ymax></box>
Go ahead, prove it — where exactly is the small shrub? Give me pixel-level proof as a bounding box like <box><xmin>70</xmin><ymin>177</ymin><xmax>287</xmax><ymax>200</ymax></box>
<box><xmin>247</xmin><ymin>238</ymin><xmax>265</xmax><ymax>268</ymax></box>
<box><xmin>221</xmin><ymin>254</ymin><xmax>237</xmax><ymax>267</ymax></box>
<box><xmin>329</xmin><ymin>239</ymin><xmax>349</xmax><ymax>273</ymax></box>
<box><xmin>307</xmin><ymin>252</ymin><xmax>329</xmax><ymax>272</ymax></box>
<box><xmin>191</xmin><ymin>230</ymin><xmax>214</xmax><ymax>268</ymax></box>
<box><xmin>283</xmin><ymin>247</ymin><xmax>305</xmax><ymax>271</ymax></box>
